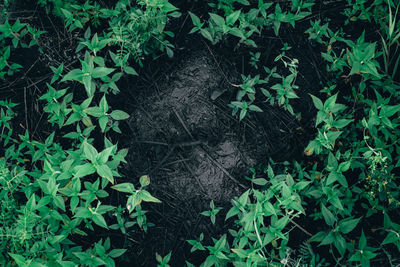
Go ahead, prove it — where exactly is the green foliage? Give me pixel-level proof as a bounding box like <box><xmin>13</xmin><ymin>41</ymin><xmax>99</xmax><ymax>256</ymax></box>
<box><xmin>201</xmin><ymin>200</ymin><xmax>222</xmax><ymax>224</ymax></box>
<box><xmin>0</xmin><ymin>3</ymin><xmax>165</xmax><ymax>264</ymax></box>
<box><xmin>156</xmin><ymin>251</ymin><xmax>172</xmax><ymax>267</ymax></box>
<box><xmin>0</xmin><ymin>18</ymin><xmax>45</xmax><ymax>79</ymax></box>
<box><xmin>185</xmin><ymin>0</ymin><xmax>400</xmax><ymax>265</ymax></box>
<box><xmin>2</xmin><ymin>0</ymin><xmax>400</xmax><ymax>266</ymax></box>
<box><xmin>189</xmin><ymin>0</ymin><xmax>313</xmax><ymax>46</ymax></box>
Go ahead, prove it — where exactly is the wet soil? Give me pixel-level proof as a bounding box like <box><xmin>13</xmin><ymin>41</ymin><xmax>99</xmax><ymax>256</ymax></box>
<box><xmin>123</xmin><ymin>46</ymin><xmax>308</xmax><ymax>265</ymax></box>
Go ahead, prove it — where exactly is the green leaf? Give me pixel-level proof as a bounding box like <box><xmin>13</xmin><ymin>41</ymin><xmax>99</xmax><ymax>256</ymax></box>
<box><xmin>310</xmin><ymin>94</ymin><xmax>323</xmax><ymax>110</ymax></box>
<box><xmin>111</xmin><ymin>183</ymin><xmax>135</xmax><ymax>194</ymax></box>
<box><xmin>200</xmin><ymin>29</ymin><xmax>213</xmax><ymax>42</ymax></box>
<box><xmin>99</xmin><ymin>115</ymin><xmax>108</xmax><ymax>132</ymax></box>
<box><xmin>248</xmin><ymin>104</ymin><xmax>263</xmax><ymax>112</ymax></box>
<box><xmin>338</xmin><ymin>217</ymin><xmax>361</xmax><ymax>234</ymax></box>
<box><xmin>359</xmin><ymin>229</ymin><xmax>367</xmax><ymax>250</ymax></box>
<box><xmin>8</xmin><ymin>253</ymin><xmax>27</xmax><ymax>267</ymax></box>
<box><xmin>110</xmin><ymin>110</ymin><xmax>130</xmax><ymax>120</ymax></box>
<box><xmin>93</xmin><ymin>214</ymin><xmax>108</xmax><ymax>229</ymax></box>
<box><xmin>321</xmin><ymin>204</ymin><xmax>336</xmax><ymax>226</ymax></box>
<box><xmin>83</xmin><ymin>142</ymin><xmax>98</xmax><ymax>163</ymax></box>
<box><xmin>209</xmin><ymin>13</ymin><xmax>225</xmax><ymax>27</ymax></box>
<box><xmin>324</xmin><ymin>93</ymin><xmax>338</xmax><ymax>111</ymax></box>
<box><xmin>226</xmin><ymin>10</ymin><xmax>241</xmax><ymax>25</ymax></box>
<box><xmin>96</xmin><ymin>164</ymin><xmax>114</xmax><ymax>184</ymax></box>
<box><xmin>139</xmin><ymin>175</ymin><xmax>150</xmax><ymax>187</ymax></box>
<box><xmin>74</xmin><ymin>163</ymin><xmax>96</xmax><ymax>178</ymax></box>
<box><xmin>53</xmin><ymin>195</ymin><xmax>66</xmax><ymax>211</ymax></box>
<box><xmin>139</xmin><ymin>190</ymin><xmax>161</xmax><ymax>203</ymax></box>
<box><xmin>252</xmin><ymin>178</ymin><xmax>268</xmax><ymax>186</ymax></box>
<box><xmin>96</xmin><ymin>148</ymin><xmax>113</xmax><ymax>167</ymax></box>
<box><xmin>109</xmin><ymin>249</ymin><xmax>127</xmax><ymax>258</ymax></box>
<box><xmin>61</xmin><ymin>69</ymin><xmax>83</xmax><ymax>82</ymax></box>
<box><xmin>91</xmin><ymin>67</ymin><xmax>115</xmax><ymax>78</ymax></box>
<box><xmin>124</xmin><ymin>66</ymin><xmax>138</xmax><ymax>76</ymax></box>
<box><xmin>188</xmin><ymin>12</ymin><xmax>201</xmax><ymax>26</ymax></box>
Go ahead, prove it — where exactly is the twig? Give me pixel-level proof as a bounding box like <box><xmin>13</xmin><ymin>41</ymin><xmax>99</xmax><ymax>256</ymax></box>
<box><xmin>288</xmin><ymin>218</ymin><xmax>312</xmax><ymax>237</ymax></box>
<box><xmin>24</xmin><ymin>86</ymin><xmax>28</xmax><ymax>132</ymax></box>
<box><xmin>201</xmin><ymin>146</ymin><xmax>247</xmax><ymax>189</ymax></box>
<box><xmin>172</xmin><ymin>108</ymin><xmax>194</xmax><ymax>140</ymax></box>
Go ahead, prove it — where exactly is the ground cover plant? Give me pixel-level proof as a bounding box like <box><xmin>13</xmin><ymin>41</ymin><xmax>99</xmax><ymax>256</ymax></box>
<box><xmin>1</xmin><ymin>0</ymin><xmax>400</xmax><ymax>266</ymax></box>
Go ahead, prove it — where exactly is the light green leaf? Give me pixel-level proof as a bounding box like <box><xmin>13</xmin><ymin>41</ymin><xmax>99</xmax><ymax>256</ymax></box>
<box><xmin>111</xmin><ymin>183</ymin><xmax>135</xmax><ymax>194</ymax></box>
<box><xmin>91</xmin><ymin>67</ymin><xmax>114</xmax><ymax>78</ymax></box>
<box><xmin>83</xmin><ymin>142</ymin><xmax>98</xmax><ymax>163</ymax></box>
<box><xmin>110</xmin><ymin>110</ymin><xmax>130</xmax><ymax>120</ymax></box>
<box><xmin>226</xmin><ymin>10</ymin><xmax>241</xmax><ymax>25</ymax></box>
<box><xmin>93</xmin><ymin>214</ymin><xmax>108</xmax><ymax>229</ymax></box>
<box><xmin>74</xmin><ymin>163</ymin><xmax>96</xmax><ymax>178</ymax></box>
<box><xmin>139</xmin><ymin>190</ymin><xmax>161</xmax><ymax>203</ymax></box>
<box><xmin>96</xmin><ymin>164</ymin><xmax>114</xmax><ymax>184</ymax></box>
<box><xmin>310</xmin><ymin>94</ymin><xmax>323</xmax><ymax>110</ymax></box>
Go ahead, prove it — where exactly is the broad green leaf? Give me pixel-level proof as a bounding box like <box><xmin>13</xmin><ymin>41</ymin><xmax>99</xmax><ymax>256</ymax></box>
<box><xmin>310</xmin><ymin>94</ymin><xmax>323</xmax><ymax>110</ymax></box>
<box><xmin>110</xmin><ymin>110</ymin><xmax>130</xmax><ymax>120</ymax></box>
<box><xmin>139</xmin><ymin>175</ymin><xmax>150</xmax><ymax>187</ymax></box>
<box><xmin>139</xmin><ymin>190</ymin><xmax>161</xmax><ymax>203</ymax></box>
<box><xmin>200</xmin><ymin>29</ymin><xmax>213</xmax><ymax>42</ymax></box>
<box><xmin>96</xmin><ymin>164</ymin><xmax>114</xmax><ymax>184</ymax></box>
<box><xmin>321</xmin><ymin>204</ymin><xmax>336</xmax><ymax>226</ymax></box>
<box><xmin>83</xmin><ymin>142</ymin><xmax>98</xmax><ymax>163</ymax></box>
<box><xmin>248</xmin><ymin>104</ymin><xmax>263</xmax><ymax>112</ymax></box>
<box><xmin>338</xmin><ymin>217</ymin><xmax>361</xmax><ymax>234</ymax></box>
<box><xmin>97</xmin><ymin>146</ymin><xmax>114</xmax><ymax>165</ymax></box>
<box><xmin>111</xmin><ymin>183</ymin><xmax>135</xmax><ymax>194</ymax></box>
<box><xmin>109</xmin><ymin>249</ymin><xmax>127</xmax><ymax>258</ymax></box>
<box><xmin>124</xmin><ymin>66</ymin><xmax>138</xmax><ymax>76</ymax></box>
<box><xmin>91</xmin><ymin>67</ymin><xmax>114</xmax><ymax>78</ymax></box>
<box><xmin>61</xmin><ymin>69</ymin><xmax>83</xmax><ymax>82</ymax></box>
<box><xmin>93</xmin><ymin>214</ymin><xmax>108</xmax><ymax>229</ymax></box>
<box><xmin>209</xmin><ymin>13</ymin><xmax>225</xmax><ymax>27</ymax></box>
<box><xmin>226</xmin><ymin>10</ymin><xmax>241</xmax><ymax>25</ymax></box>
<box><xmin>74</xmin><ymin>207</ymin><xmax>92</xmax><ymax>219</ymax></box>
<box><xmin>74</xmin><ymin>163</ymin><xmax>96</xmax><ymax>178</ymax></box>
<box><xmin>188</xmin><ymin>11</ymin><xmax>201</xmax><ymax>26</ymax></box>
<box><xmin>8</xmin><ymin>253</ymin><xmax>27</xmax><ymax>267</ymax></box>
<box><xmin>252</xmin><ymin>178</ymin><xmax>268</xmax><ymax>186</ymax></box>
<box><xmin>324</xmin><ymin>93</ymin><xmax>338</xmax><ymax>111</ymax></box>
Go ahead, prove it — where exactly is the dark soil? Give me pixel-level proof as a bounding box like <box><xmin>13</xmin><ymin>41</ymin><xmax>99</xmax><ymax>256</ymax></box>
<box><xmin>122</xmin><ymin>44</ymin><xmax>310</xmax><ymax>265</ymax></box>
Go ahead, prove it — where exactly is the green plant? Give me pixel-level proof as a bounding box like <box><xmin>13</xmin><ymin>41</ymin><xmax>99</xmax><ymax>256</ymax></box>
<box><xmin>156</xmin><ymin>251</ymin><xmax>172</xmax><ymax>267</ymax></box>
<box><xmin>201</xmin><ymin>200</ymin><xmax>222</xmax><ymax>225</ymax></box>
<box><xmin>0</xmin><ymin>16</ymin><xmax>161</xmax><ymax>265</ymax></box>
<box><xmin>0</xmin><ymin>18</ymin><xmax>45</xmax><ymax>79</ymax></box>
